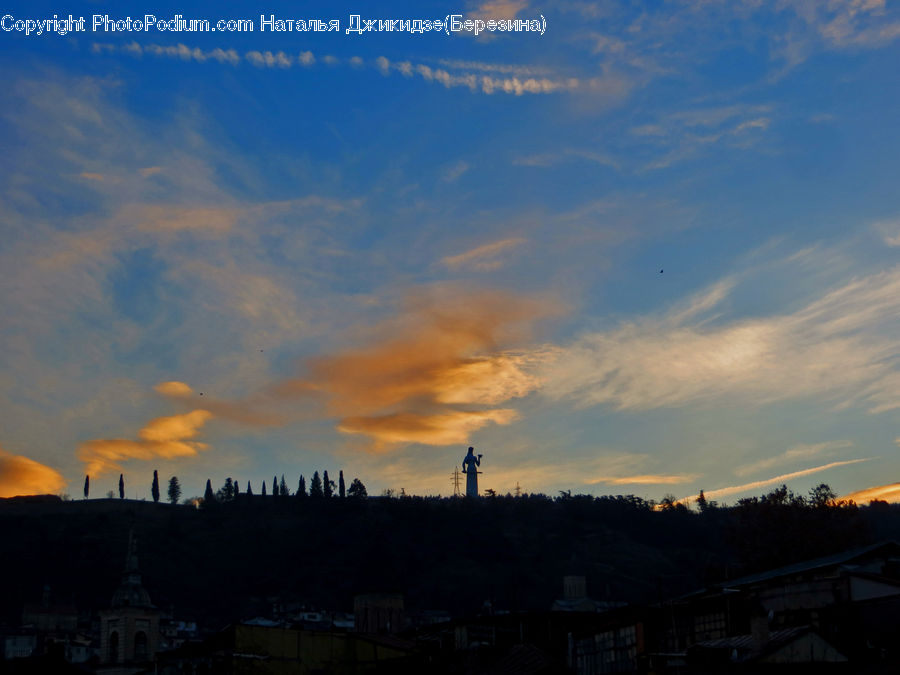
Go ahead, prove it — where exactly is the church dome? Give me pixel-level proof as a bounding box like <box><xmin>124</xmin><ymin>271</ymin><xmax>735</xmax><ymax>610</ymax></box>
<box><xmin>111</xmin><ymin>531</ymin><xmax>154</xmax><ymax>608</ymax></box>
<box><xmin>112</xmin><ymin>581</ymin><xmax>152</xmax><ymax>608</ymax></box>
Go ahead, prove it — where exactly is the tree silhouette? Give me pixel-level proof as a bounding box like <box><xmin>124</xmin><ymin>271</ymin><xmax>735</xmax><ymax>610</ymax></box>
<box><xmin>151</xmin><ymin>470</ymin><xmax>160</xmax><ymax>503</ymax></box>
<box><xmin>696</xmin><ymin>490</ymin><xmax>708</xmax><ymax>513</ymax></box>
<box><xmin>234</xmin><ymin>480</ymin><xmax>240</xmax><ymax>496</ymax></box>
<box><xmin>118</xmin><ymin>474</ymin><xmax>125</xmax><ymax>499</ymax></box>
<box><xmin>204</xmin><ymin>479</ymin><xmax>215</xmax><ymax>504</ymax></box>
<box><xmin>280</xmin><ymin>474</ymin><xmax>289</xmax><ymax>497</ymax></box>
<box><xmin>272</xmin><ymin>475</ymin><xmax>279</xmax><ymax>497</ymax></box>
<box><xmin>168</xmin><ymin>476</ymin><xmax>181</xmax><ymax>504</ymax></box>
<box><xmin>310</xmin><ymin>472</ymin><xmax>323</xmax><ymax>498</ymax></box>
<box><xmin>323</xmin><ymin>471</ymin><xmax>333</xmax><ymax>498</ymax></box>
<box><xmin>217</xmin><ymin>478</ymin><xmax>235</xmax><ymax>501</ymax></box>
<box><xmin>810</xmin><ymin>483</ymin><xmax>837</xmax><ymax>508</ymax></box>
<box><xmin>297</xmin><ymin>475</ymin><xmax>307</xmax><ymax>499</ymax></box>
<box><xmin>347</xmin><ymin>478</ymin><xmax>367</xmax><ymax>498</ymax></box>
<box><xmin>262</xmin><ymin>480</ymin><xmax>267</xmax><ymax>496</ymax></box>
<box><xmin>83</xmin><ymin>475</ymin><xmax>89</xmax><ymax>500</ymax></box>
<box><xmin>246</xmin><ymin>481</ymin><xmax>253</xmax><ymax>496</ymax></box>
<box><xmin>339</xmin><ymin>471</ymin><xmax>346</xmax><ymax>498</ymax></box>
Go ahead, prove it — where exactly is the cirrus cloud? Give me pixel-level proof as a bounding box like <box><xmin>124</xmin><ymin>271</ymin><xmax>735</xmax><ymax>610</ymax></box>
<box><xmin>541</xmin><ymin>267</ymin><xmax>900</xmax><ymax>413</ymax></box>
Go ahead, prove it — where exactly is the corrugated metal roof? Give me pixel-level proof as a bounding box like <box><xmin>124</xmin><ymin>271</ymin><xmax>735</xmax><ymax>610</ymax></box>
<box><xmin>717</xmin><ymin>540</ymin><xmax>900</xmax><ymax>589</ymax></box>
<box><xmin>694</xmin><ymin>625</ymin><xmax>808</xmax><ymax>652</ymax></box>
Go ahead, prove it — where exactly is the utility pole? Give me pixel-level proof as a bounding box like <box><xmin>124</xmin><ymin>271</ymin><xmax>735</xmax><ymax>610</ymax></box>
<box><xmin>514</xmin><ymin>482</ymin><xmax>522</xmax><ymax>498</ymax></box>
<box><xmin>450</xmin><ymin>467</ymin><xmax>462</xmax><ymax>497</ymax></box>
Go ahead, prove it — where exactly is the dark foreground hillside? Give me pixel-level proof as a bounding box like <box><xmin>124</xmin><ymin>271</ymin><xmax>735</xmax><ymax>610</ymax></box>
<box><xmin>0</xmin><ymin>488</ymin><xmax>888</xmax><ymax>631</ymax></box>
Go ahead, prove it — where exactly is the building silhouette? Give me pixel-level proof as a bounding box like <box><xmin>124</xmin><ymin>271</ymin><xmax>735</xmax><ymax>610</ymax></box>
<box><xmin>97</xmin><ymin>531</ymin><xmax>160</xmax><ymax>673</ymax></box>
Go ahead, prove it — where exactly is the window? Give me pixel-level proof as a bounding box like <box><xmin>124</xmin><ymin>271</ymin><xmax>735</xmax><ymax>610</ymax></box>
<box><xmin>134</xmin><ymin>631</ymin><xmax>148</xmax><ymax>661</ymax></box>
<box><xmin>109</xmin><ymin>631</ymin><xmax>119</xmax><ymax>663</ymax></box>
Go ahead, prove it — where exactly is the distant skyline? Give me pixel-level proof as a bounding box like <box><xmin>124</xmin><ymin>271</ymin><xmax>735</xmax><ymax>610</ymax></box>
<box><xmin>1</xmin><ymin>0</ymin><xmax>899</xmax><ymax>503</ymax></box>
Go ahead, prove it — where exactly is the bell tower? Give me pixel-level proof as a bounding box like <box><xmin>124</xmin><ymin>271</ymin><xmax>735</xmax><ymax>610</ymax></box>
<box><xmin>98</xmin><ymin>531</ymin><xmax>160</xmax><ymax>672</ymax></box>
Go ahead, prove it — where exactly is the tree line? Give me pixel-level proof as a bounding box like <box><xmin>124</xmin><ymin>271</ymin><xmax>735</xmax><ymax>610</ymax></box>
<box><xmin>81</xmin><ymin>469</ymin><xmax>367</xmax><ymax>505</ymax></box>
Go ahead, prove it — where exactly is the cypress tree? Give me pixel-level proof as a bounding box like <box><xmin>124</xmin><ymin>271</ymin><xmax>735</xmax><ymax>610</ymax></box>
<box><xmin>323</xmin><ymin>470</ymin><xmax>332</xmax><ymax>498</ymax></box>
<box><xmin>310</xmin><ymin>472</ymin><xmax>323</xmax><ymax>498</ymax></box>
<box><xmin>83</xmin><ymin>475</ymin><xmax>89</xmax><ymax>500</ymax></box>
<box><xmin>262</xmin><ymin>480</ymin><xmax>267</xmax><ymax>496</ymax></box>
<box><xmin>272</xmin><ymin>477</ymin><xmax>279</xmax><ymax>497</ymax></box>
<box><xmin>339</xmin><ymin>470</ymin><xmax>346</xmax><ymax>498</ymax></box>
<box><xmin>118</xmin><ymin>474</ymin><xmax>125</xmax><ymax>499</ymax></box>
<box><xmin>280</xmin><ymin>474</ymin><xmax>288</xmax><ymax>497</ymax></box>
<box><xmin>204</xmin><ymin>479</ymin><xmax>215</xmax><ymax>503</ymax></box>
<box><xmin>247</xmin><ymin>481</ymin><xmax>253</xmax><ymax>496</ymax></box>
<box><xmin>234</xmin><ymin>481</ymin><xmax>240</xmax><ymax>496</ymax></box>
<box><xmin>151</xmin><ymin>470</ymin><xmax>160</xmax><ymax>503</ymax></box>
<box><xmin>297</xmin><ymin>475</ymin><xmax>307</xmax><ymax>498</ymax></box>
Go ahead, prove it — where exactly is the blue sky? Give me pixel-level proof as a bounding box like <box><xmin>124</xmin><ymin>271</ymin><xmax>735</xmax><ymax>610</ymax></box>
<box><xmin>1</xmin><ymin>0</ymin><xmax>899</xmax><ymax>503</ymax></box>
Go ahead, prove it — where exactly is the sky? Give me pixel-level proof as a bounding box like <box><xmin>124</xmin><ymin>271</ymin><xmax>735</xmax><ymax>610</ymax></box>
<box><xmin>1</xmin><ymin>0</ymin><xmax>899</xmax><ymax>504</ymax></box>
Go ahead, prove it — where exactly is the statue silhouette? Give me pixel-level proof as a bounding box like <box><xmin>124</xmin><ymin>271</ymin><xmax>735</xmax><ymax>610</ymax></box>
<box><xmin>461</xmin><ymin>447</ymin><xmax>482</xmax><ymax>498</ymax></box>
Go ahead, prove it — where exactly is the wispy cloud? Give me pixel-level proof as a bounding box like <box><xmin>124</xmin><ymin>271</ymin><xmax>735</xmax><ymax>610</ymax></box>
<box><xmin>872</xmin><ymin>217</ymin><xmax>900</xmax><ymax>247</ymax></box>
<box><xmin>592</xmin><ymin>473</ymin><xmax>701</xmax><ymax>486</ymax></box>
<box><xmin>0</xmin><ymin>446</ymin><xmax>66</xmax><ymax>497</ymax></box>
<box><xmin>476</xmin><ymin>451</ymin><xmax>648</xmax><ymax>495</ymax></box>
<box><xmin>92</xmin><ymin>42</ymin><xmax>587</xmax><ymax>97</ymax></box>
<box><xmin>734</xmin><ymin>440</ymin><xmax>853</xmax><ymax>477</ymax></box>
<box><xmin>513</xmin><ymin>148</ymin><xmax>620</xmax><ymax>169</ymax></box>
<box><xmin>441</xmin><ymin>160</ymin><xmax>470</xmax><ymax>183</ymax></box>
<box><xmin>541</xmin><ymin>266</ymin><xmax>900</xmax><ymax>413</ymax></box>
<box><xmin>154</xmin><ymin>381</ymin><xmax>287</xmax><ymax>427</ymax></box>
<box><xmin>117</xmin><ymin>204</ymin><xmax>241</xmax><ymax>234</ymax></box>
<box><xmin>436</xmin><ymin>58</ymin><xmax>552</xmax><ymax>77</ymax></box>
<box><xmin>441</xmin><ymin>237</ymin><xmax>527</xmax><ymax>271</ymax></box>
<box><xmin>634</xmin><ymin>104</ymin><xmax>775</xmax><ymax>170</ymax></box>
<box><xmin>783</xmin><ymin>0</ymin><xmax>900</xmax><ymax>50</ymax></box>
<box><xmin>681</xmin><ymin>459</ymin><xmax>871</xmax><ymax>503</ymax></box>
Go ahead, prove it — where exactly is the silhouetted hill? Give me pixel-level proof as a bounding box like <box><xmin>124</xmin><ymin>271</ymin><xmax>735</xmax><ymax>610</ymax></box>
<box><xmin>0</xmin><ymin>490</ymin><xmax>881</xmax><ymax>631</ymax></box>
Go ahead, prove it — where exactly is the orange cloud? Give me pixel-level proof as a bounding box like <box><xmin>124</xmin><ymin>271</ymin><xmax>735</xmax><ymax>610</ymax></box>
<box><xmin>77</xmin><ymin>409</ymin><xmax>213</xmax><ymax>476</ymax></box>
<box><xmin>0</xmin><ymin>446</ymin><xmax>66</xmax><ymax>497</ymax></box>
<box><xmin>154</xmin><ymin>381</ymin><xmax>286</xmax><ymax>426</ymax></box>
<box><xmin>470</xmin><ymin>0</ymin><xmax>528</xmax><ymax>21</ymax></box>
<box><xmin>594</xmin><ymin>474</ymin><xmax>701</xmax><ymax>485</ymax></box>
<box><xmin>154</xmin><ymin>381</ymin><xmax>193</xmax><ymax>397</ymax></box>
<box><xmin>337</xmin><ymin>409</ymin><xmax>519</xmax><ymax>449</ymax></box>
<box><xmin>276</xmin><ymin>286</ymin><xmax>557</xmax><ymax>448</ymax></box>
<box><xmin>118</xmin><ymin>203</ymin><xmax>239</xmax><ymax>233</ymax></box>
<box><xmin>842</xmin><ymin>483</ymin><xmax>900</xmax><ymax>504</ymax></box>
